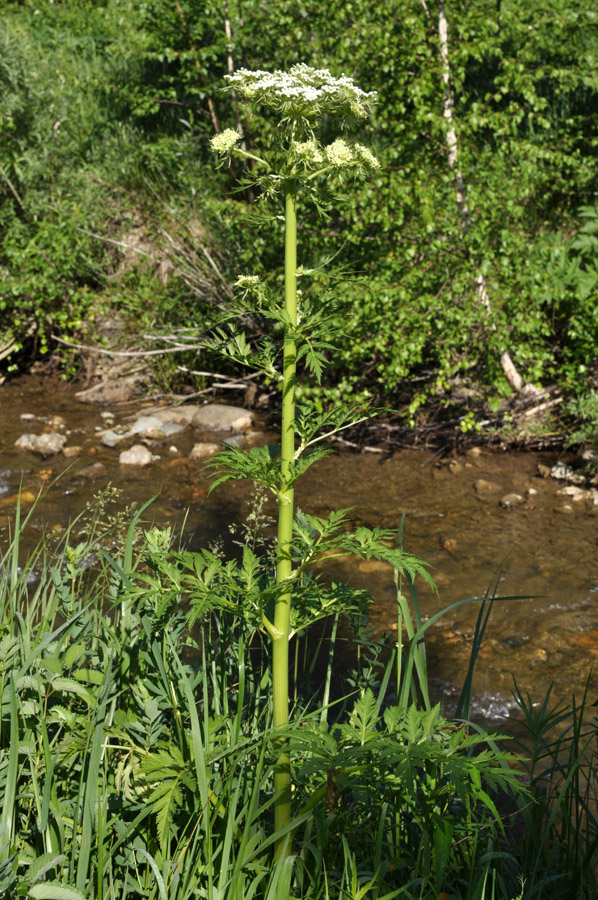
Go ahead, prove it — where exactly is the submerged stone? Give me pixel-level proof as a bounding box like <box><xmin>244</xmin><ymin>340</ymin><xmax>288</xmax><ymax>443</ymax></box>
<box><xmin>78</xmin><ymin>462</ymin><xmax>107</xmax><ymax>479</ymax></box>
<box><xmin>15</xmin><ymin>432</ymin><xmax>67</xmax><ymax>457</ymax></box>
<box><xmin>499</xmin><ymin>493</ymin><xmax>524</xmax><ymax>509</ymax></box>
<box><xmin>189</xmin><ymin>442</ymin><xmax>221</xmax><ymax>460</ymax></box>
<box><xmin>191</xmin><ymin>404</ymin><xmax>254</xmax><ymax>433</ymax></box>
<box><xmin>119</xmin><ymin>444</ymin><xmax>153</xmax><ymax>466</ymax></box>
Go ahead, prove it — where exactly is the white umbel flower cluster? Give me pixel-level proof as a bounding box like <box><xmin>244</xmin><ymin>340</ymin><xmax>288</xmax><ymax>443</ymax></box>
<box><xmin>325</xmin><ymin>139</ymin><xmax>380</xmax><ymax>171</ymax></box>
<box><xmin>224</xmin><ymin>63</ymin><xmax>377</xmax><ymax>120</ymax></box>
<box><xmin>293</xmin><ymin>140</ymin><xmax>324</xmax><ymax>165</ymax></box>
<box><xmin>209</xmin><ymin>128</ymin><xmax>241</xmax><ymax>155</ymax></box>
<box><xmin>234</xmin><ymin>274</ymin><xmax>261</xmax><ymax>290</ymax></box>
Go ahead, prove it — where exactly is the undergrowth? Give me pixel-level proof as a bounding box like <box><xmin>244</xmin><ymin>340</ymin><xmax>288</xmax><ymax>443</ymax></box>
<box><xmin>0</xmin><ymin>498</ymin><xmax>596</xmax><ymax>899</ymax></box>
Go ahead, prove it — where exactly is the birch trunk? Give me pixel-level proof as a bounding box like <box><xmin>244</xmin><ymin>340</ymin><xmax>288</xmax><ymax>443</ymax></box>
<box><xmin>436</xmin><ymin>0</ymin><xmax>528</xmax><ymax>393</ymax></box>
<box><xmin>223</xmin><ymin>0</ymin><xmax>246</xmax><ymax>147</ymax></box>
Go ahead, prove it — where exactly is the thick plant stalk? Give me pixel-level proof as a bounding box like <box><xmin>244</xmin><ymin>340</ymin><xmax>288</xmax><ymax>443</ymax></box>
<box><xmin>436</xmin><ymin>0</ymin><xmax>528</xmax><ymax>394</ymax></box>
<box><xmin>272</xmin><ymin>182</ymin><xmax>297</xmax><ymax>848</ymax></box>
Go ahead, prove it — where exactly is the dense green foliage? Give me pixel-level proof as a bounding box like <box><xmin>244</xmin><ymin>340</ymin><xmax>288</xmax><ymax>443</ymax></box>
<box><xmin>1</xmin><ymin>500</ymin><xmax>596</xmax><ymax>899</ymax></box>
<box><xmin>1</xmin><ymin>0</ymin><xmax>598</xmax><ymax>417</ymax></box>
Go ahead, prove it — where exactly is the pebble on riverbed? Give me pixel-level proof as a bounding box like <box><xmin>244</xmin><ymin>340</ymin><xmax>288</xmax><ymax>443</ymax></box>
<box><xmin>15</xmin><ymin>432</ymin><xmax>67</xmax><ymax>457</ymax></box>
<box><xmin>62</xmin><ymin>445</ymin><xmax>83</xmax><ymax>459</ymax></box>
<box><xmin>189</xmin><ymin>442</ymin><xmax>221</xmax><ymax>460</ymax></box>
<box><xmin>119</xmin><ymin>444</ymin><xmax>154</xmax><ymax>466</ymax></box>
<box><xmin>499</xmin><ymin>492</ymin><xmax>525</xmax><ymax>509</ymax></box>
<box><xmin>549</xmin><ymin>462</ymin><xmax>586</xmax><ymax>484</ymax></box>
<box><xmin>100</xmin><ymin>429</ymin><xmax>126</xmax><ymax>448</ymax></box>
<box><xmin>78</xmin><ymin>462</ymin><xmax>107</xmax><ymax>480</ymax></box>
<box><xmin>474</xmin><ymin>478</ymin><xmax>501</xmax><ymax>494</ymax></box>
<box><xmin>557</xmin><ymin>485</ymin><xmax>590</xmax><ymax>502</ymax></box>
<box><xmin>127</xmin><ymin>415</ymin><xmax>184</xmax><ymax>440</ymax></box>
<box><xmin>152</xmin><ymin>403</ymin><xmax>254</xmax><ymax>433</ymax></box>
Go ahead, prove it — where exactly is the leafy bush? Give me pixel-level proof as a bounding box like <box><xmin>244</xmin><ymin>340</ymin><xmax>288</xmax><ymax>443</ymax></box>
<box><xmin>3</xmin><ymin>0</ymin><xmax>598</xmax><ymax>410</ymax></box>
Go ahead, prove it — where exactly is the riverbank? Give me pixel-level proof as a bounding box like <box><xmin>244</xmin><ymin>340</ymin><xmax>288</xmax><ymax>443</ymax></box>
<box><xmin>1</xmin><ymin>372</ymin><xmax>597</xmax><ymax>727</ymax></box>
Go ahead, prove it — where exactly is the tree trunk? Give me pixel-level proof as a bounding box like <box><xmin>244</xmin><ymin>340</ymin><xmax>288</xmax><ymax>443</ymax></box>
<box><xmin>436</xmin><ymin>0</ymin><xmax>530</xmax><ymax>394</ymax></box>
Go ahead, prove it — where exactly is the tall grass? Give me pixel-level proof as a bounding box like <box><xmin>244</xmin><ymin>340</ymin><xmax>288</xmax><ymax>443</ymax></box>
<box><xmin>0</xmin><ymin>495</ymin><xmax>595</xmax><ymax>899</ymax></box>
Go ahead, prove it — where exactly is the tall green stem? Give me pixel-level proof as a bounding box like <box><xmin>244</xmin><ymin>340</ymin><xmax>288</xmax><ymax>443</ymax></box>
<box><xmin>273</xmin><ymin>182</ymin><xmax>297</xmax><ymax>850</ymax></box>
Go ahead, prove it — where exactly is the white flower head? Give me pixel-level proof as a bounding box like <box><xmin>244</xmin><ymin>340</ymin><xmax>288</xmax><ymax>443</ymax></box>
<box><xmin>293</xmin><ymin>139</ymin><xmax>324</xmax><ymax>165</ymax></box>
<box><xmin>325</xmin><ymin>139</ymin><xmax>356</xmax><ymax>168</ymax></box>
<box><xmin>234</xmin><ymin>274</ymin><xmax>261</xmax><ymax>290</ymax></box>
<box><xmin>353</xmin><ymin>143</ymin><xmax>381</xmax><ymax>170</ymax></box>
<box><xmin>224</xmin><ymin>63</ymin><xmax>377</xmax><ymax>121</ymax></box>
<box><xmin>210</xmin><ymin>128</ymin><xmax>241</xmax><ymax>155</ymax></box>
<box><xmin>324</xmin><ymin>139</ymin><xmax>381</xmax><ymax>172</ymax></box>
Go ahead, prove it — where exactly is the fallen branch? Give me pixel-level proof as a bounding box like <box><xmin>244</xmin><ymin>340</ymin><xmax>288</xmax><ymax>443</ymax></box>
<box><xmin>519</xmin><ymin>396</ymin><xmax>563</xmax><ymax>418</ymax></box>
<box><xmin>52</xmin><ymin>334</ymin><xmax>203</xmax><ymax>358</ymax></box>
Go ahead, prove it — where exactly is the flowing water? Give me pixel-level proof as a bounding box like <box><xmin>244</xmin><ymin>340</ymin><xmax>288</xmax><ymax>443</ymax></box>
<box><xmin>1</xmin><ymin>374</ymin><xmax>597</xmax><ymax>725</ymax></box>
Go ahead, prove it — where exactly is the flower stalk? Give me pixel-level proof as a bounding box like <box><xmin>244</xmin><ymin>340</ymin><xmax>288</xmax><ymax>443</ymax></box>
<box><xmin>272</xmin><ymin>182</ymin><xmax>298</xmax><ymax>840</ymax></box>
<box><xmin>208</xmin><ymin>63</ymin><xmax>382</xmax><ymax>860</ymax></box>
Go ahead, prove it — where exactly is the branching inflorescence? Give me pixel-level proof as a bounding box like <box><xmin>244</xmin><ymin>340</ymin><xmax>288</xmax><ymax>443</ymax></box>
<box><xmin>209</xmin><ymin>63</ymin><xmax>408</xmax><ymax>859</ymax></box>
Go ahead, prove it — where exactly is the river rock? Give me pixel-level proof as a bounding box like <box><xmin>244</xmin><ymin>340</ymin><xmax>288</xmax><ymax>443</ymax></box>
<box><xmin>499</xmin><ymin>492</ymin><xmax>524</xmax><ymax>509</ymax></box>
<box><xmin>78</xmin><ymin>462</ymin><xmax>107</xmax><ymax>479</ymax></box>
<box><xmin>100</xmin><ymin>429</ymin><xmax>126</xmax><ymax>448</ymax></box>
<box><xmin>550</xmin><ymin>463</ymin><xmax>585</xmax><ymax>484</ymax></box>
<box><xmin>15</xmin><ymin>432</ymin><xmax>67</xmax><ymax>457</ymax></box>
<box><xmin>119</xmin><ymin>444</ymin><xmax>153</xmax><ymax>466</ymax></box>
<box><xmin>557</xmin><ymin>485</ymin><xmax>589</xmax><ymax>501</ymax></box>
<box><xmin>152</xmin><ymin>404</ymin><xmax>253</xmax><ymax>432</ymax></box>
<box><xmin>126</xmin><ymin>415</ymin><xmax>183</xmax><ymax>439</ymax></box>
<box><xmin>223</xmin><ymin>434</ymin><xmax>247</xmax><ymax>449</ymax></box>
<box><xmin>62</xmin><ymin>445</ymin><xmax>83</xmax><ymax>459</ymax></box>
<box><xmin>245</xmin><ymin>430</ymin><xmax>266</xmax><ymax>448</ymax></box>
<box><xmin>0</xmin><ymin>490</ymin><xmax>36</xmax><ymax>507</ymax></box>
<box><xmin>474</xmin><ymin>478</ymin><xmax>501</xmax><ymax>494</ymax></box>
<box><xmin>152</xmin><ymin>405</ymin><xmax>202</xmax><ymax>426</ymax></box>
<box><xmin>189</xmin><ymin>442</ymin><xmax>221</xmax><ymax>460</ymax></box>
<box><xmin>191</xmin><ymin>404</ymin><xmax>254</xmax><ymax>433</ymax></box>
<box><xmin>75</xmin><ymin>373</ymin><xmax>151</xmax><ymax>405</ymax></box>
<box><xmin>441</xmin><ymin>537</ymin><xmax>458</xmax><ymax>552</ymax></box>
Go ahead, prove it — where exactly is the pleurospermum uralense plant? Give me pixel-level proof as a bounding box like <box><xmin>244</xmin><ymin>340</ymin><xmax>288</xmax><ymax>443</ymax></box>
<box><xmin>207</xmin><ymin>63</ymin><xmax>438</xmax><ymax>856</ymax></box>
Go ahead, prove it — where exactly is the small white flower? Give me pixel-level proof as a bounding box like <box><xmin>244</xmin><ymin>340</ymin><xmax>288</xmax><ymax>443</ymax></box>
<box><xmin>223</xmin><ymin>64</ymin><xmax>377</xmax><ymax>120</ymax></box>
<box><xmin>353</xmin><ymin>143</ymin><xmax>381</xmax><ymax>169</ymax></box>
<box><xmin>209</xmin><ymin>128</ymin><xmax>241</xmax><ymax>155</ymax></box>
<box><xmin>324</xmin><ymin>139</ymin><xmax>355</xmax><ymax>168</ymax></box>
<box><xmin>234</xmin><ymin>274</ymin><xmax>261</xmax><ymax>290</ymax></box>
<box><xmin>294</xmin><ymin>140</ymin><xmax>324</xmax><ymax>165</ymax></box>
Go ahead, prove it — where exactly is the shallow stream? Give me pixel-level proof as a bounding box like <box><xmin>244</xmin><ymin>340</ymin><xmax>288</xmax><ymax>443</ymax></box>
<box><xmin>1</xmin><ymin>375</ymin><xmax>597</xmax><ymax>725</ymax></box>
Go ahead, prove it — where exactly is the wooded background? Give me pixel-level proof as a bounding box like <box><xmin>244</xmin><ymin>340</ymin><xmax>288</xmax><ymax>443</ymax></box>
<box><xmin>1</xmin><ymin>0</ymin><xmax>597</xmax><ymax>427</ymax></box>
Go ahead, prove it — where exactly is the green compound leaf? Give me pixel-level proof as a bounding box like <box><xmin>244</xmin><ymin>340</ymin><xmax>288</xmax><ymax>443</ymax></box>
<box><xmin>29</xmin><ymin>884</ymin><xmax>86</xmax><ymax>900</ymax></box>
